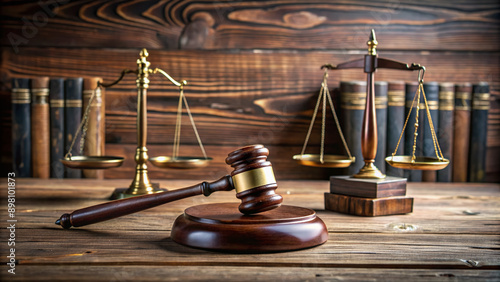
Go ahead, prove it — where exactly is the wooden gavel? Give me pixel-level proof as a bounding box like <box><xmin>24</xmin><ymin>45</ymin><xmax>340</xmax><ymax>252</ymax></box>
<box><xmin>56</xmin><ymin>145</ymin><xmax>283</xmax><ymax>229</ymax></box>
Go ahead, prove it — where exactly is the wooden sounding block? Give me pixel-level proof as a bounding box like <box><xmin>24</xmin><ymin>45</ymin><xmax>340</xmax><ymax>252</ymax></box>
<box><xmin>171</xmin><ymin>203</ymin><xmax>328</xmax><ymax>252</ymax></box>
<box><xmin>326</xmin><ymin>176</ymin><xmax>413</xmax><ymax>216</ymax></box>
<box><xmin>324</xmin><ymin>193</ymin><xmax>413</xmax><ymax>216</ymax></box>
<box><xmin>330</xmin><ymin>176</ymin><xmax>406</xmax><ymax>198</ymax></box>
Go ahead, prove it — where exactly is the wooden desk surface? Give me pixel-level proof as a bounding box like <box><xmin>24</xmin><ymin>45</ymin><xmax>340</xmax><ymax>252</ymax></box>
<box><xmin>1</xmin><ymin>179</ymin><xmax>499</xmax><ymax>281</ymax></box>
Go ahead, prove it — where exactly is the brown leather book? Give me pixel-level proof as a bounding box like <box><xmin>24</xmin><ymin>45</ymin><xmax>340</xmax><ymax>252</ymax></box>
<box><xmin>82</xmin><ymin>77</ymin><xmax>105</xmax><ymax>179</ymax></box>
<box><xmin>31</xmin><ymin>77</ymin><xmax>50</xmax><ymax>179</ymax></box>
<box><xmin>452</xmin><ymin>83</ymin><xmax>472</xmax><ymax>182</ymax></box>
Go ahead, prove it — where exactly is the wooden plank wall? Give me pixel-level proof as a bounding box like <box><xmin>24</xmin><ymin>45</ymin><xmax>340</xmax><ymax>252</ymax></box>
<box><xmin>1</xmin><ymin>0</ymin><xmax>499</xmax><ymax>181</ymax></box>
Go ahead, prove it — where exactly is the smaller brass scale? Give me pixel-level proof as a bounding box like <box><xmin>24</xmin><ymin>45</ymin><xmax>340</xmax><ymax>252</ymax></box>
<box><xmin>60</xmin><ymin>48</ymin><xmax>212</xmax><ymax>199</ymax></box>
<box><xmin>294</xmin><ymin>30</ymin><xmax>449</xmax><ymax>215</ymax></box>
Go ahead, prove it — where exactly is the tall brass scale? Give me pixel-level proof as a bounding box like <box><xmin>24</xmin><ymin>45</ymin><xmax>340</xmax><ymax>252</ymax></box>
<box><xmin>61</xmin><ymin>49</ymin><xmax>211</xmax><ymax>199</ymax></box>
<box><xmin>294</xmin><ymin>30</ymin><xmax>449</xmax><ymax>216</ymax></box>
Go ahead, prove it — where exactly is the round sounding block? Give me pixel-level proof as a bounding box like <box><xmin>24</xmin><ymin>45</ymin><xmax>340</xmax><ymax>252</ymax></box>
<box><xmin>171</xmin><ymin>203</ymin><xmax>328</xmax><ymax>252</ymax></box>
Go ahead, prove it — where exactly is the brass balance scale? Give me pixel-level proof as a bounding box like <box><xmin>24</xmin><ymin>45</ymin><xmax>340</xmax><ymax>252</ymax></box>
<box><xmin>294</xmin><ymin>30</ymin><xmax>449</xmax><ymax>216</ymax></box>
<box><xmin>60</xmin><ymin>49</ymin><xmax>211</xmax><ymax>199</ymax></box>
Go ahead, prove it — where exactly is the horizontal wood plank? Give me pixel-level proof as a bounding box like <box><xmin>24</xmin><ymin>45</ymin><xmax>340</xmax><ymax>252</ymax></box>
<box><xmin>3</xmin><ymin>266</ymin><xmax>500</xmax><ymax>282</ymax></box>
<box><xmin>1</xmin><ymin>179</ymin><xmax>498</xmax><ymax>280</ymax></box>
<box><xmin>6</xmin><ymin>179</ymin><xmax>500</xmax><ymax>234</ymax></box>
<box><xmin>8</xmin><ymin>229</ymin><xmax>499</xmax><ymax>267</ymax></box>
<box><xmin>1</xmin><ymin>0</ymin><xmax>498</xmax><ymax>51</ymax></box>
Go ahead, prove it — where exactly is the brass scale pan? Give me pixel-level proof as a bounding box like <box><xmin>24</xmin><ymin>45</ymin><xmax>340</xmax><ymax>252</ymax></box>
<box><xmin>149</xmin><ymin>156</ymin><xmax>213</xmax><ymax>169</ymax></box>
<box><xmin>61</xmin><ymin>156</ymin><xmax>211</xmax><ymax>170</ymax></box>
<box><xmin>61</xmin><ymin>156</ymin><xmax>124</xmax><ymax>169</ymax></box>
<box><xmin>293</xmin><ymin>154</ymin><xmax>354</xmax><ymax>168</ymax></box>
<box><xmin>385</xmin><ymin>156</ymin><xmax>449</xmax><ymax>170</ymax></box>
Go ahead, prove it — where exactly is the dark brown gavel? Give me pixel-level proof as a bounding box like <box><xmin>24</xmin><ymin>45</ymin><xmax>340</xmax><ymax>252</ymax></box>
<box><xmin>55</xmin><ymin>145</ymin><xmax>283</xmax><ymax>229</ymax></box>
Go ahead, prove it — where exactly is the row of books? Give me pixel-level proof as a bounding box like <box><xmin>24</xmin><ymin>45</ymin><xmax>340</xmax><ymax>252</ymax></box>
<box><xmin>337</xmin><ymin>80</ymin><xmax>490</xmax><ymax>182</ymax></box>
<box><xmin>11</xmin><ymin>77</ymin><xmax>104</xmax><ymax>179</ymax></box>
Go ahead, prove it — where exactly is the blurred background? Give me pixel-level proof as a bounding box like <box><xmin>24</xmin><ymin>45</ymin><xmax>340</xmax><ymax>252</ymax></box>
<box><xmin>1</xmin><ymin>0</ymin><xmax>498</xmax><ymax>181</ymax></box>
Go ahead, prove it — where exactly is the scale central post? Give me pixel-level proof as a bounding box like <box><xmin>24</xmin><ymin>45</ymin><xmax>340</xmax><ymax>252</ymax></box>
<box><xmin>128</xmin><ymin>49</ymin><xmax>155</xmax><ymax>194</ymax></box>
<box><xmin>111</xmin><ymin>49</ymin><xmax>164</xmax><ymax>199</ymax></box>
<box><xmin>356</xmin><ymin>31</ymin><xmax>384</xmax><ymax>178</ymax></box>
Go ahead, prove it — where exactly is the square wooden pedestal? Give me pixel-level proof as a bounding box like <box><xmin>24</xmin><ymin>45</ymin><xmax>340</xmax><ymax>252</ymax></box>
<box><xmin>324</xmin><ymin>176</ymin><xmax>413</xmax><ymax>216</ymax></box>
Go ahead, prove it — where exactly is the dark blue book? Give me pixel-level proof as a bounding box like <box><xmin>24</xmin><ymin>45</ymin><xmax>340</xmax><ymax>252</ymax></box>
<box><xmin>374</xmin><ymin>81</ymin><xmax>388</xmax><ymax>174</ymax></box>
<box><xmin>340</xmin><ymin>81</ymin><xmax>366</xmax><ymax>176</ymax></box>
<box><xmin>468</xmin><ymin>82</ymin><xmax>490</xmax><ymax>182</ymax></box>
<box><xmin>437</xmin><ymin>83</ymin><xmax>454</xmax><ymax>182</ymax></box>
<box><xmin>386</xmin><ymin>81</ymin><xmax>405</xmax><ymax>177</ymax></box>
<box><xmin>422</xmin><ymin>82</ymin><xmax>439</xmax><ymax>182</ymax></box>
<box><xmin>64</xmin><ymin>78</ymin><xmax>83</xmax><ymax>178</ymax></box>
<box><xmin>11</xmin><ymin>78</ymin><xmax>31</xmax><ymax>177</ymax></box>
<box><xmin>404</xmin><ymin>82</ymin><xmax>422</xmax><ymax>182</ymax></box>
<box><xmin>49</xmin><ymin>78</ymin><xmax>65</xmax><ymax>179</ymax></box>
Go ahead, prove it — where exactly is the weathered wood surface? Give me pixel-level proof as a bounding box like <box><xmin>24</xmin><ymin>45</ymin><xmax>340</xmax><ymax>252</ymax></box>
<box><xmin>1</xmin><ymin>0</ymin><xmax>498</xmax><ymax>51</ymax></box>
<box><xmin>3</xmin><ymin>266</ymin><xmax>500</xmax><ymax>282</ymax></box>
<box><xmin>0</xmin><ymin>179</ymin><xmax>499</xmax><ymax>281</ymax></box>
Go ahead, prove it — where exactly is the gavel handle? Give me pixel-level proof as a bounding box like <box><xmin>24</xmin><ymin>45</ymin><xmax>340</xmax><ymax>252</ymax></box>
<box><xmin>55</xmin><ymin>175</ymin><xmax>233</xmax><ymax>229</ymax></box>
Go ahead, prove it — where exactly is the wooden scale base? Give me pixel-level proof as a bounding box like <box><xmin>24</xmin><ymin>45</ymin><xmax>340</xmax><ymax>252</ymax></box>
<box><xmin>171</xmin><ymin>203</ymin><xmax>328</xmax><ymax>252</ymax></box>
<box><xmin>325</xmin><ymin>176</ymin><xmax>413</xmax><ymax>216</ymax></box>
<box><xmin>109</xmin><ymin>183</ymin><xmax>166</xmax><ymax>200</ymax></box>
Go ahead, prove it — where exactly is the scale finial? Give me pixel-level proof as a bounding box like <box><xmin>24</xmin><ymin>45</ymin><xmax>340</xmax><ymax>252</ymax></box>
<box><xmin>140</xmin><ymin>48</ymin><xmax>149</xmax><ymax>58</ymax></box>
<box><xmin>367</xmin><ymin>29</ymin><xmax>378</xmax><ymax>55</ymax></box>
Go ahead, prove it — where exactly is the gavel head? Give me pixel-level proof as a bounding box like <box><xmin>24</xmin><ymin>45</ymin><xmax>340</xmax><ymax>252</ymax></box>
<box><xmin>225</xmin><ymin>144</ymin><xmax>283</xmax><ymax>214</ymax></box>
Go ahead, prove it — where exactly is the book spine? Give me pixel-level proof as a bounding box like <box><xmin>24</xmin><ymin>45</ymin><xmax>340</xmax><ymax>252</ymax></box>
<box><xmin>340</xmin><ymin>81</ymin><xmax>366</xmax><ymax>176</ymax></box>
<box><xmin>404</xmin><ymin>82</ymin><xmax>422</xmax><ymax>181</ymax></box>
<box><xmin>64</xmin><ymin>78</ymin><xmax>83</xmax><ymax>178</ymax></box>
<box><xmin>31</xmin><ymin>77</ymin><xmax>51</xmax><ymax>179</ymax></box>
<box><xmin>421</xmin><ymin>82</ymin><xmax>439</xmax><ymax>182</ymax></box>
<box><xmin>468</xmin><ymin>82</ymin><xmax>490</xmax><ymax>182</ymax></box>
<box><xmin>11</xmin><ymin>78</ymin><xmax>31</xmax><ymax>177</ymax></box>
<box><xmin>385</xmin><ymin>81</ymin><xmax>405</xmax><ymax>177</ymax></box>
<box><xmin>49</xmin><ymin>78</ymin><xmax>65</xmax><ymax>179</ymax></box>
<box><xmin>436</xmin><ymin>83</ymin><xmax>454</xmax><ymax>182</ymax></box>
<box><xmin>374</xmin><ymin>81</ymin><xmax>388</xmax><ymax>174</ymax></box>
<box><xmin>452</xmin><ymin>83</ymin><xmax>472</xmax><ymax>182</ymax></box>
<box><xmin>82</xmin><ymin>78</ymin><xmax>105</xmax><ymax>179</ymax></box>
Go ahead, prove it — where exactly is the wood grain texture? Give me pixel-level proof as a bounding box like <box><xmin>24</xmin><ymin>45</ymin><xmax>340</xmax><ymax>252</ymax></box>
<box><xmin>3</xmin><ymin>266</ymin><xmax>500</xmax><ymax>282</ymax></box>
<box><xmin>0</xmin><ymin>0</ymin><xmax>499</xmax><ymax>182</ymax></box>
<box><xmin>0</xmin><ymin>179</ymin><xmax>499</xmax><ymax>281</ymax></box>
<box><xmin>1</xmin><ymin>0</ymin><xmax>498</xmax><ymax>51</ymax></box>
<box><xmin>330</xmin><ymin>175</ymin><xmax>407</xmax><ymax>198</ymax></box>
<box><xmin>2</xmin><ymin>46</ymin><xmax>498</xmax><ymax>180</ymax></box>
<box><xmin>324</xmin><ymin>193</ymin><xmax>414</xmax><ymax>216</ymax></box>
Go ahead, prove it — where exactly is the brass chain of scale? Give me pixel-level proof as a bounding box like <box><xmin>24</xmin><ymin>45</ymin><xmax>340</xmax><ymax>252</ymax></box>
<box><xmin>169</xmin><ymin>75</ymin><xmax>207</xmax><ymax>160</ymax></box>
<box><xmin>300</xmin><ymin>69</ymin><xmax>353</xmax><ymax>163</ymax></box>
<box><xmin>64</xmin><ymin>86</ymin><xmax>100</xmax><ymax>159</ymax></box>
<box><xmin>389</xmin><ymin>69</ymin><xmax>445</xmax><ymax>162</ymax></box>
